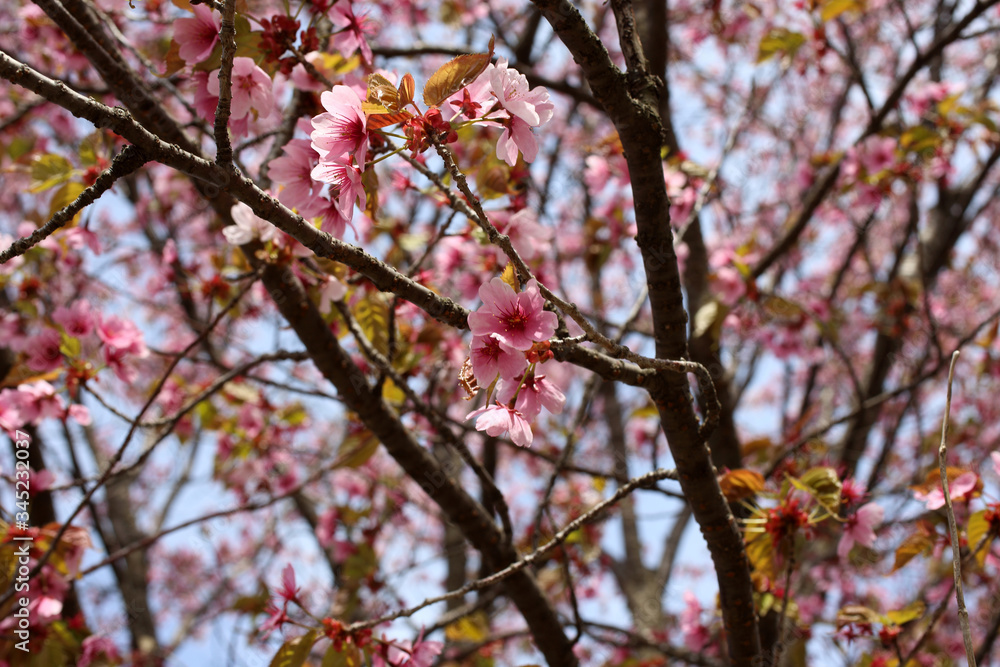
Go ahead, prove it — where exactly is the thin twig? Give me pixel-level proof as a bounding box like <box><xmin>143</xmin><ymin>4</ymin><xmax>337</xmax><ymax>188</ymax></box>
<box><xmin>344</xmin><ymin>467</ymin><xmax>677</xmax><ymax>631</ymax></box>
<box><xmin>938</xmin><ymin>350</ymin><xmax>977</xmax><ymax>666</ymax></box>
<box><xmin>1</xmin><ymin>144</ymin><xmax>148</xmax><ymax>264</ymax></box>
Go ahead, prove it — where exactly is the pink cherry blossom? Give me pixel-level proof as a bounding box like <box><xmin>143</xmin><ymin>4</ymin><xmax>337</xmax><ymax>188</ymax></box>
<box><xmin>374</xmin><ymin>629</ymin><xmax>443</xmax><ymax>667</ymax></box>
<box><xmin>0</xmin><ymin>389</ymin><xmax>23</xmax><ymax>432</ymax></box>
<box><xmin>466</xmin><ymin>403</ymin><xmax>533</xmax><ymax>447</ymax></box>
<box><xmin>496</xmin><ymin>372</ymin><xmax>565</xmax><ymax>420</ymax></box>
<box><xmin>224</xmin><ymin>203</ymin><xmax>280</xmax><ymax>246</ymax></box>
<box><xmin>470</xmin><ymin>334</ymin><xmax>526</xmax><ymax>385</ymax></box>
<box><xmin>78</xmin><ymin>635</ymin><xmax>121</xmax><ymax>667</ymax></box>
<box><xmin>17</xmin><ymin>381</ymin><xmax>66</xmax><ymax>423</ymax></box>
<box><xmin>496</xmin><ymin>115</ymin><xmax>541</xmax><ymax>166</ymax></box>
<box><xmin>311</xmin><ymin>85</ymin><xmax>369</xmax><ymax>167</ymax></box>
<box><xmin>25</xmin><ymin>328</ymin><xmax>63</xmax><ymax>372</ymax></box>
<box><xmin>53</xmin><ymin>299</ymin><xmax>95</xmax><ymax>337</ymax></box>
<box><xmin>97</xmin><ymin>314</ymin><xmax>146</xmax><ymax>354</ymax></box>
<box><xmin>331</xmin><ymin>3</ymin><xmax>375</xmax><ymax>63</ymax></box>
<box><xmin>310</xmin><ymin>159</ymin><xmax>365</xmax><ymax>219</ymax></box>
<box><xmin>468</xmin><ymin>278</ymin><xmax>557</xmax><ymax>351</ymax></box>
<box><xmin>269</xmin><ymin>139</ymin><xmax>321</xmax><ymax>212</ymax></box>
<box><xmin>192</xmin><ymin>71</ymin><xmax>250</xmax><ymax>137</ymax></box>
<box><xmin>913</xmin><ymin>471</ymin><xmax>978</xmax><ymax>510</ymax></box>
<box><xmin>258</xmin><ymin>602</ymin><xmax>289</xmax><ymax>640</ymax></box>
<box><xmin>488</xmin><ymin>58</ymin><xmax>554</xmax><ymax>127</ymax></box>
<box><xmin>838</xmin><ymin>502</ymin><xmax>883</xmax><ymax>560</ymax></box>
<box><xmin>174</xmin><ymin>5</ymin><xmax>220</xmax><ymax>64</ymax></box>
<box><xmin>208</xmin><ymin>57</ymin><xmax>274</xmax><ymax>120</ymax></box>
<box><xmin>277</xmin><ymin>563</ymin><xmax>299</xmax><ymax>603</ymax></box>
<box><xmin>991</xmin><ymin>451</ymin><xmax>1000</xmax><ymax>478</ymax></box>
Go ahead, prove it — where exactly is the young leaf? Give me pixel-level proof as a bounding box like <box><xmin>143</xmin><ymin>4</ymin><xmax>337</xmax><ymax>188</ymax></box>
<box><xmin>367</xmin><ymin>73</ymin><xmax>400</xmax><ymax>110</ymax></box>
<box><xmin>757</xmin><ymin>28</ymin><xmax>806</xmax><ymax>64</ymax></box>
<box><xmin>423</xmin><ymin>36</ymin><xmax>495</xmax><ymax>107</ymax></box>
<box><xmin>967</xmin><ymin>509</ymin><xmax>993</xmax><ymax>568</ymax></box>
<box><xmin>892</xmin><ymin>530</ymin><xmax>934</xmax><ymax>572</ymax></box>
<box><xmin>30</xmin><ymin>154</ymin><xmax>74</xmax><ymax>193</ymax></box>
<box><xmin>398</xmin><ymin>73</ymin><xmax>415</xmax><ymax>108</ymax></box>
<box><xmin>718</xmin><ymin>469</ymin><xmax>766</xmax><ymax>502</ymax></box>
<box><xmin>885</xmin><ymin>600</ymin><xmax>926</xmax><ymax>626</ymax></box>
<box><xmin>269</xmin><ymin>630</ymin><xmax>318</xmax><ymax>667</ymax></box>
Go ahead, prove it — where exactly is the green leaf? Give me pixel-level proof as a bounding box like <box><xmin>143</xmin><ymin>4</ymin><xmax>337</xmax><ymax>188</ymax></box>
<box><xmin>78</xmin><ymin>132</ymin><xmax>103</xmax><ymax>166</ymax></box>
<box><xmin>30</xmin><ymin>154</ymin><xmax>74</xmax><ymax>193</ymax></box>
<box><xmin>48</xmin><ymin>181</ymin><xmax>87</xmax><ymax>226</ymax></box>
<box><xmin>423</xmin><ymin>36</ymin><xmax>495</xmax><ymax>106</ymax></box>
<box><xmin>757</xmin><ymin>28</ymin><xmax>806</xmax><ymax>64</ymax></box>
<box><xmin>59</xmin><ymin>332</ymin><xmax>81</xmax><ymax>359</ymax></box>
<box><xmin>968</xmin><ymin>509</ymin><xmax>993</xmax><ymax>568</ymax></box>
<box><xmin>820</xmin><ymin>0</ymin><xmax>864</xmax><ymax>21</ymax></box>
<box><xmin>885</xmin><ymin>600</ymin><xmax>926</xmax><ymax>626</ymax></box>
<box><xmin>353</xmin><ymin>293</ymin><xmax>391</xmax><ymax>358</ymax></box>
<box><xmin>269</xmin><ymin>630</ymin><xmax>318</xmax><ymax>667</ymax></box>
<box><xmin>8</xmin><ymin>135</ymin><xmax>36</xmax><ymax>161</ymax></box>
<box><xmin>892</xmin><ymin>530</ymin><xmax>934</xmax><ymax>572</ymax></box>
<box><xmin>321</xmin><ymin>644</ymin><xmax>363</xmax><ymax>667</ymax></box>
<box><xmin>789</xmin><ymin>466</ymin><xmax>841</xmax><ymax>515</ymax></box>
<box><xmin>337</xmin><ymin>430</ymin><xmax>380</xmax><ymax>468</ymax></box>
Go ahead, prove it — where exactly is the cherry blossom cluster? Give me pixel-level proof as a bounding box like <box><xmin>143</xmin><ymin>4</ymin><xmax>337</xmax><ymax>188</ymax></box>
<box><xmin>464</xmin><ymin>278</ymin><xmax>564</xmax><ymax>447</ymax></box>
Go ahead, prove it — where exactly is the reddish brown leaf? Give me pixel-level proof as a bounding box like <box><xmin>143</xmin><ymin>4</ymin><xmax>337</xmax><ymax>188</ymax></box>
<box><xmin>423</xmin><ymin>36</ymin><xmax>495</xmax><ymax>107</ymax></box>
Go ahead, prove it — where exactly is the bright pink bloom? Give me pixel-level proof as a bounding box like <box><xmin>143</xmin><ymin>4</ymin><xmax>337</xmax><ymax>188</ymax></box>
<box><xmin>375</xmin><ymin>628</ymin><xmax>443</xmax><ymax>667</ymax></box>
<box><xmin>258</xmin><ymin>602</ymin><xmax>289</xmax><ymax>640</ymax></box>
<box><xmin>310</xmin><ymin>159</ymin><xmax>365</xmax><ymax>219</ymax></box>
<box><xmin>496</xmin><ymin>115</ymin><xmax>540</xmax><ymax>166</ymax></box>
<box><xmin>174</xmin><ymin>5</ymin><xmax>220</xmax><ymax>63</ymax></box>
<box><xmin>680</xmin><ymin>591</ymin><xmax>711</xmax><ymax>651</ymax></box>
<box><xmin>468</xmin><ymin>278</ymin><xmax>557</xmax><ymax>351</ymax></box>
<box><xmin>497</xmin><ymin>373</ymin><xmax>565</xmax><ymax>420</ymax></box>
<box><xmin>488</xmin><ymin>58</ymin><xmax>554</xmax><ymax>127</ymax></box>
<box><xmin>103</xmin><ymin>345</ymin><xmax>139</xmax><ymax>383</ymax></box>
<box><xmin>991</xmin><ymin>451</ymin><xmax>1000</xmax><ymax>478</ymax></box>
<box><xmin>224</xmin><ymin>203</ymin><xmax>280</xmax><ymax>246</ymax></box>
<box><xmin>470</xmin><ymin>334</ymin><xmax>526</xmax><ymax>385</ymax></box>
<box><xmin>26</xmin><ymin>328</ymin><xmax>63</xmax><ymax>372</ymax></box>
<box><xmin>97</xmin><ymin>315</ymin><xmax>146</xmax><ymax>354</ymax></box>
<box><xmin>67</xmin><ymin>403</ymin><xmax>91</xmax><ymax>426</ymax></box>
<box><xmin>17</xmin><ymin>381</ymin><xmax>66</xmax><ymax>423</ymax></box>
<box><xmin>466</xmin><ymin>403</ymin><xmax>533</xmax><ymax>447</ymax></box>
<box><xmin>331</xmin><ymin>3</ymin><xmax>375</xmax><ymax>63</ymax></box>
<box><xmin>277</xmin><ymin>563</ymin><xmax>299</xmax><ymax>603</ymax></box>
<box><xmin>208</xmin><ymin>57</ymin><xmax>274</xmax><ymax>120</ymax></box>
<box><xmin>838</xmin><ymin>502</ymin><xmax>883</xmax><ymax>559</ymax></box>
<box><xmin>78</xmin><ymin>635</ymin><xmax>121</xmax><ymax>667</ymax></box>
<box><xmin>192</xmin><ymin>71</ymin><xmax>250</xmax><ymax>136</ymax></box>
<box><xmin>0</xmin><ymin>389</ymin><xmax>23</xmax><ymax>432</ymax></box>
<box><xmin>914</xmin><ymin>471</ymin><xmax>978</xmax><ymax>510</ymax></box>
<box><xmin>311</xmin><ymin>85</ymin><xmax>369</xmax><ymax>167</ymax></box>
<box><xmin>269</xmin><ymin>139</ymin><xmax>321</xmax><ymax>212</ymax></box>
<box><xmin>53</xmin><ymin>299</ymin><xmax>95</xmax><ymax>337</ymax></box>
